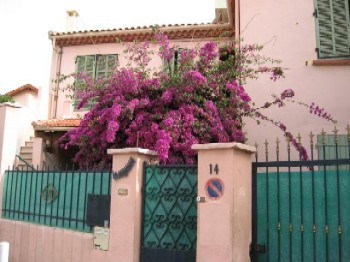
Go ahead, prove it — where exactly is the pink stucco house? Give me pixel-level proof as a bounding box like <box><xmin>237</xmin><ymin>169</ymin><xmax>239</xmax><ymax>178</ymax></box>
<box><xmin>31</xmin><ymin>2</ymin><xmax>235</xmax><ymax>168</ymax></box>
<box><xmin>31</xmin><ymin>0</ymin><xmax>350</xmax><ymax>167</ymax></box>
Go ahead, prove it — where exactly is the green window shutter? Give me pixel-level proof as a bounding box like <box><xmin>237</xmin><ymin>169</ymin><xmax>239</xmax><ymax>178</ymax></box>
<box><xmin>176</xmin><ymin>48</ymin><xmax>187</xmax><ymax>70</ymax></box>
<box><xmin>107</xmin><ymin>55</ymin><xmax>117</xmax><ymax>75</ymax></box>
<box><xmin>173</xmin><ymin>48</ymin><xmax>185</xmax><ymax>71</ymax></box>
<box><xmin>96</xmin><ymin>54</ymin><xmax>117</xmax><ymax>79</ymax></box>
<box><xmin>162</xmin><ymin>58</ymin><xmax>175</xmax><ymax>73</ymax></box>
<box><xmin>161</xmin><ymin>48</ymin><xmax>175</xmax><ymax>74</ymax></box>
<box><xmin>332</xmin><ymin>0</ymin><xmax>350</xmax><ymax>56</ymax></box>
<box><xmin>75</xmin><ymin>55</ymin><xmax>95</xmax><ymax>85</ymax></box>
<box><xmin>161</xmin><ymin>48</ymin><xmax>187</xmax><ymax>73</ymax></box>
<box><xmin>74</xmin><ymin>55</ymin><xmax>96</xmax><ymax>109</ymax></box>
<box><xmin>315</xmin><ymin>0</ymin><xmax>350</xmax><ymax>58</ymax></box>
<box><xmin>74</xmin><ymin>54</ymin><xmax>117</xmax><ymax>110</ymax></box>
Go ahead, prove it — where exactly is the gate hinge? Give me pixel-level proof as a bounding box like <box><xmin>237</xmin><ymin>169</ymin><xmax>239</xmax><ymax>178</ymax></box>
<box><xmin>250</xmin><ymin>243</ymin><xmax>266</xmax><ymax>254</ymax></box>
<box><xmin>313</xmin><ymin>9</ymin><xmax>317</xmax><ymax>18</ymax></box>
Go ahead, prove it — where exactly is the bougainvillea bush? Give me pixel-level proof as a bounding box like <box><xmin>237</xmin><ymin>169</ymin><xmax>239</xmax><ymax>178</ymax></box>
<box><xmin>58</xmin><ymin>31</ymin><xmax>335</xmax><ymax>169</ymax></box>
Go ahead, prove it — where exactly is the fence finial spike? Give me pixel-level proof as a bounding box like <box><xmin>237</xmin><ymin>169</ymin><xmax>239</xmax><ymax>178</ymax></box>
<box><xmin>297</xmin><ymin>133</ymin><xmax>302</xmax><ymax>149</ymax></box>
<box><xmin>332</xmin><ymin>126</ymin><xmax>339</xmax><ymax>135</ymax></box>
<box><xmin>321</xmin><ymin>129</ymin><xmax>326</xmax><ymax>145</ymax></box>
<box><xmin>332</xmin><ymin>126</ymin><xmax>339</xmax><ymax>144</ymax></box>
<box><xmin>254</xmin><ymin>142</ymin><xmax>258</xmax><ymax>160</ymax></box>
<box><xmin>309</xmin><ymin>131</ymin><xmax>314</xmax><ymax>144</ymax></box>
<box><xmin>264</xmin><ymin>139</ymin><xmax>269</xmax><ymax>156</ymax></box>
<box><xmin>297</xmin><ymin>133</ymin><xmax>302</xmax><ymax>143</ymax></box>
<box><xmin>286</xmin><ymin>135</ymin><xmax>291</xmax><ymax>151</ymax></box>
<box><xmin>275</xmin><ymin>137</ymin><xmax>280</xmax><ymax>153</ymax></box>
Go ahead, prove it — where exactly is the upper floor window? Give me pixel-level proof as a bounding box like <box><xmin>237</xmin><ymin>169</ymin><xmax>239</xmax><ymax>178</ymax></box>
<box><xmin>314</xmin><ymin>0</ymin><xmax>350</xmax><ymax>59</ymax></box>
<box><xmin>162</xmin><ymin>48</ymin><xmax>188</xmax><ymax>77</ymax></box>
<box><xmin>74</xmin><ymin>54</ymin><xmax>117</xmax><ymax>109</ymax></box>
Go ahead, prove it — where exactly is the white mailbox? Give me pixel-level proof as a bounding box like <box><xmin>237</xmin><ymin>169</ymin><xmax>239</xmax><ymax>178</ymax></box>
<box><xmin>93</xmin><ymin>226</ymin><xmax>109</xmax><ymax>251</ymax></box>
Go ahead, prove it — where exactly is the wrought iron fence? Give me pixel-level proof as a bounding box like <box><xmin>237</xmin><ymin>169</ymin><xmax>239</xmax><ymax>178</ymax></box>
<box><xmin>1</xmin><ymin>167</ymin><xmax>112</xmax><ymax>233</ymax></box>
<box><xmin>253</xmin><ymin>126</ymin><xmax>350</xmax><ymax>168</ymax></box>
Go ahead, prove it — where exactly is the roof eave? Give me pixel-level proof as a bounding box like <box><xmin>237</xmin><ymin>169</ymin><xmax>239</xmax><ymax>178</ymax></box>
<box><xmin>33</xmin><ymin>126</ymin><xmax>77</xmax><ymax>132</ymax></box>
<box><xmin>49</xmin><ymin>23</ymin><xmax>235</xmax><ymax>47</ymax></box>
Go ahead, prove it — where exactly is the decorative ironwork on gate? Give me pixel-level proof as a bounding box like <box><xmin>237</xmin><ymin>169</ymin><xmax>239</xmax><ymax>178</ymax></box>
<box><xmin>141</xmin><ymin>164</ymin><xmax>198</xmax><ymax>252</ymax></box>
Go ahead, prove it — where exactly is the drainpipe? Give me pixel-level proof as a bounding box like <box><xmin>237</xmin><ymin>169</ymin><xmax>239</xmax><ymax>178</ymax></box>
<box><xmin>51</xmin><ymin>41</ymin><xmax>63</xmax><ymax>119</ymax></box>
<box><xmin>51</xmin><ymin>10</ymin><xmax>78</xmax><ymax>119</ymax></box>
<box><xmin>236</xmin><ymin>0</ymin><xmax>241</xmax><ymax>40</ymax></box>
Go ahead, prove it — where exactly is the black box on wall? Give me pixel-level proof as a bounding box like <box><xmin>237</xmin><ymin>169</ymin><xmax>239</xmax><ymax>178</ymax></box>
<box><xmin>86</xmin><ymin>194</ymin><xmax>111</xmax><ymax>227</ymax></box>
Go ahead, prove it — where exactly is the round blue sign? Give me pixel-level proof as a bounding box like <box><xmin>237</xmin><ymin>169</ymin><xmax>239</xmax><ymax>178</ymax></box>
<box><xmin>205</xmin><ymin>178</ymin><xmax>224</xmax><ymax>200</ymax></box>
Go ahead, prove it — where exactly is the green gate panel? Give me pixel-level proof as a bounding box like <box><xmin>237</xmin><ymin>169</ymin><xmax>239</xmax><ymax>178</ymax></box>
<box><xmin>314</xmin><ymin>171</ymin><xmax>327</xmax><ymax>262</ymax></box>
<box><xmin>257</xmin><ymin>172</ymin><xmax>268</xmax><ymax>262</ymax></box>
<box><xmin>141</xmin><ymin>165</ymin><xmax>197</xmax><ymax>251</ymax></box>
<box><xmin>326</xmin><ymin>170</ymin><xmax>340</xmax><ymax>261</ymax></box>
<box><xmin>279</xmin><ymin>172</ymin><xmax>291</xmax><ymax>262</ymax></box>
<box><xmin>339</xmin><ymin>170</ymin><xmax>350</xmax><ymax>261</ymax></box>
<box><xmin>301</xmin><ymin>172</ymin><xmax>314</xmax><ymax>262</ymax></box>
<box><xmin>256</xmin><ymin>169</ymin><xmax>350</xmax><ymax>262</ymax></box>
<box><xmin>290</xmin><ymin>171</ymin><xmax>302</xmax><ymax>262</ymax></box>
<box><xmin>267</xmin><ymin>172</ymin><xmax>278</xmax><ymax>262</ymax></box>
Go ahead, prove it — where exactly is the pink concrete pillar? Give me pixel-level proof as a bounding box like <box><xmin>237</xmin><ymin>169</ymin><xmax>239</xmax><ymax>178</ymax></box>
<box><xmin>32</xmin><ymin>137</ymin><xmax>45</xmax><ymax>168</ymax></box>
<box><xmin>107</xmin><ymin>148</ymin><xmax>157</xmax><ymax>262</ymax></box>
<box><xmin>192</xmin><ymin>142</ymin><xmax>256</xmax><ymax>262</ymax></box>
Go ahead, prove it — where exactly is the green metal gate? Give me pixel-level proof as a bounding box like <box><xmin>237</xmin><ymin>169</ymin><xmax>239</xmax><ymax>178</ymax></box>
<box><xmin>251</xmin><ymin>132</ymin><xmax>350</xmax><ymax>262</ymax></box>
<box><xmin>140</xmin><ymin>164</ymin><xmax>197</xmax><ymax>262</ymax></box>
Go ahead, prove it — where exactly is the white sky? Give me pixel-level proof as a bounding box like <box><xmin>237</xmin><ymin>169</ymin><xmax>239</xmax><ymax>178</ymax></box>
<box><xmin>0</xmin><ymin>0</ymin><xmax>215</xmax><ymax>94</ymax></box>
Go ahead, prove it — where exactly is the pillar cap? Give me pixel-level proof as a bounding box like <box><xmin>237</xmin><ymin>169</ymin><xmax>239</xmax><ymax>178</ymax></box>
<box><xmin>192</xmin><ymin>142</ymin><xmax>256</xmax><ymax>154</ymax></box>
<box><xmin>107</xmin><ymin>147</ymin><xmax>157</xmax><ymax>156</ymax></box>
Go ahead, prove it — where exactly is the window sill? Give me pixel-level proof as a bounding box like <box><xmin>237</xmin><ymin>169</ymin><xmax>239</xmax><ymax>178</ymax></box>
<box><xmin>312</xmin><ymin>59</ymin><xmax>350</xmax><ymax>66</ymax></box>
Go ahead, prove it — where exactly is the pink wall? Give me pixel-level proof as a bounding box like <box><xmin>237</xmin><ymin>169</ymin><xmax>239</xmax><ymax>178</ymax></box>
<box><xmin>0</xmin><ymin>220</ymin><xmax>111</xmax><ymax>262</ymax></box>
<box><xmin>50</xmin><ymin>40</ymin><xmax>211</xmax><ymax>120</ymax></box>
<box><xmin>239</xmin><ymin>0</ymin><xmax>350</xmax><ymax>158</ymax></box>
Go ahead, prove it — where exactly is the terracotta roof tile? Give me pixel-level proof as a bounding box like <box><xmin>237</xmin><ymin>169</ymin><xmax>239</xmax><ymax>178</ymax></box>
<box><xmin>49</xmin><ymin>23</ymin><xmax>235</xmax><ymax>47</ymax></box>
<box><xmin>5</xmin><ymin>84</ymin><xmax>39</xmax><ymax>96</ymax></box>
<box><xmin>50</xmin><ymin>22</ymin><xmax>222</xmax><ymax>37</ymax></box>
<box><xmin>49</xmin><ymin>25</ymin><xmax>234</xmax><ymax>47</ymax></box>
<box><xmin>32</xmin><ymin>118</ymin><xmax>81</xmax><ymax>129</ymax></box>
